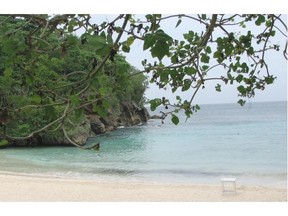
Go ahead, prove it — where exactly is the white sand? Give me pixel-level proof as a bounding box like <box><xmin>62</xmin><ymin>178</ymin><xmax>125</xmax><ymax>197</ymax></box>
<box><xmin>0</xmin><ymin>173</ymin><xmax>286</xmax><ymax>201</ymax></box>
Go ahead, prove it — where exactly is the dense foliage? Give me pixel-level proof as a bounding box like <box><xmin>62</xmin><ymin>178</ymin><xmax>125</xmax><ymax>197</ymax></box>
<box><xmin>0</xmin><ymin>14</ymin><xmax>286</xmax><ymax>146</ymax></box>
<box><xmin>0</xmin><ymin>15</ymin><xmax>147</xmax><ymax>146</ymax></box>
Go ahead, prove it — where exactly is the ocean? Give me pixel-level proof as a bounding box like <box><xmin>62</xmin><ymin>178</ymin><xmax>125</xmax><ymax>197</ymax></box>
<box><xmin>0</xmin><ymin>101</ymin><xmax>286</xmax><ymax>187</ymax></box>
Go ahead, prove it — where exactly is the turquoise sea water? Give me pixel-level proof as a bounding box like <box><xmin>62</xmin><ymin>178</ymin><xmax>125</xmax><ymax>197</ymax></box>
<box><xmin>0</xmin><ymin>101</ymin><xmax>286</xmax><ymax>187</ymax></box>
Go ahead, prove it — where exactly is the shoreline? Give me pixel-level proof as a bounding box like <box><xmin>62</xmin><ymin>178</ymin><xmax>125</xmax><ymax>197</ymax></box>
<box><xmin>0</xmin><ymin>172</ymin><xmax>286</xmax><ymax>202</ymax></box>
<box><xmin>0</xmin><ymin>170</ymin><xmax>285</xmax><ymax>188</ymax></box>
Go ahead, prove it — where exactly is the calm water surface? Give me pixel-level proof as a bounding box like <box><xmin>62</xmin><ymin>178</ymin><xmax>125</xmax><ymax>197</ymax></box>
<box><xmin>0</xmin><ymin>101</ymin><xmax>286</xmax><ymax>186</ymax></box>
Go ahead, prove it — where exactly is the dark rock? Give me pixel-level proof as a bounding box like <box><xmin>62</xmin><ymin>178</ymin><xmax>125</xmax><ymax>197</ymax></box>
<box><xmin>89</xmin><ymin>101</ymin><xmax>150</xmax><ymax>135</ymax></box>
<box><xmin>89</xmin><ymin>115</ymin><xmax>106</xmax><ymax>134</ymax></box>
<box><xmin>100</xmin><ymin>116</ymin><xmax>118</xmax><ymax>131</ymax></box>
<box><xmin>119</xmin><ymin>101</ymin><xmax>148</xmax><ymax>125</ymax></box>
<box><xmin>138</xmin><ymin>106</ymin><xmax>150</xmax><ymax>122</ymax></box>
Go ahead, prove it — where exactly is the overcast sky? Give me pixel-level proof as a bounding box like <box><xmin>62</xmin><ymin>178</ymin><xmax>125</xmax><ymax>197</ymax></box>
<box><xmin>94</xmin><ymin>14</ymin><xmax>287</xmax><ymax>105</ymax></box>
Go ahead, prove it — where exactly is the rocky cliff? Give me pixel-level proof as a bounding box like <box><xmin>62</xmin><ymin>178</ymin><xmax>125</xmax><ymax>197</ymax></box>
<box><xmin>89</xmin><ymin>101</ymin><xmax>149</xmax><ymax>135</ymax></box>
<box><xmin>1</xmin><ymin>101</ymin><xmax>150</xmax><ymax>147</ymax></box>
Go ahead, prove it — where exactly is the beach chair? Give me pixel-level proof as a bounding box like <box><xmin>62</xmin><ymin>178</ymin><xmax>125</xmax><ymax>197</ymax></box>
<box><xmin>221</xmin><ymin>177</ymin><xmax>236</xmax><ymax>195</ymax></box>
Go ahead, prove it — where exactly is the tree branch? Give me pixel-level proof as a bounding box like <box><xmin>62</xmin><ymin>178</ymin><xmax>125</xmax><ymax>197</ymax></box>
<box><xmin>62</xmin><ymin>123</ymin><xmax>100</xmax><ymax>150</ymax></box>
<box><xmin>1</xmin><ymin>102</ymin><xmax>70</xmax><ymax>141</ymax></box>
<box><xmin>78</xmin><ymin>14</ymin><xmax>131</xmax><ymax>96</ymax></box>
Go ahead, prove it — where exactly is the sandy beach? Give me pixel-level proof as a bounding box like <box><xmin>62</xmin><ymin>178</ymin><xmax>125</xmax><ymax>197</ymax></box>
<box><xmin>0</xmin><ymin>173</ymin><xmax>286</xmax><ymax>202</ymax></box>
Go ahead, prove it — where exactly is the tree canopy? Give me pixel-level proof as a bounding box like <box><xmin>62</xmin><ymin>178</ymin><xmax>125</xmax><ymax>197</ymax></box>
<box><xmin>0</xmin><ymin>14</ymin><xmax>287</xmax><ymax>146</ymax></box>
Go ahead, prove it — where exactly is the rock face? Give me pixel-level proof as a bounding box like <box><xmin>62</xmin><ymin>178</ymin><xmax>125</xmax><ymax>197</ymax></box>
<box><xmin>118</xmin><ymin>101</ymin><xmax>149</xmax><ymax>126</ymax></box>
<box><xmin>1</xmin><ymin>101</ymin><xmax>149</xmax><ymax>147</ymax></box>
<box><xmin>90</xmin><ymin>115</ymin><xmax>106</xmax><ymax>134</ymax></box>
<box><xmin>89</xmin><ymin>101</ymin><xmax>150</xmax><ymax>136</ymax></box>
<box><xmin>41</xmin><ymin>117</ymin><xmax>92</xmax><ymax>146</ymax></box>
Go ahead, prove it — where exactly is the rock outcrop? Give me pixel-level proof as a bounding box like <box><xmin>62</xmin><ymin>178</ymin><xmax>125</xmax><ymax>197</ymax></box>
<box><xmin>41</xmin><ymin>117</ymin><xmax>92</xmax><ymax>146</ymax></box>
<box><xmin>89</xmin><ymin>115</ymin><xmax>106</xmax><ymax>134</ymax></box>
<box><xmin>89</xmin><ymin>101</ymin><xmax>150</xmax><ymax>136</ymax></box>
<box><xmin>118</xmin><ymin>101</ymin><xmax>149</xmax><ymax>126</ymax></box>
<box><xmin>1</xmin><ymin>101</ymin><xmax>149</xmax><ymax>147</ymax></box>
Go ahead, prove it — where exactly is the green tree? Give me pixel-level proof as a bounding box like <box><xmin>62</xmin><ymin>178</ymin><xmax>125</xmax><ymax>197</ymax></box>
<box><xmin>0</xmin><ymin>15</ymin><xmax>147</xmax><ymax>147</ymax></box>
<box><xmin>0</xmin><ymin>14</ymin><xmax>286</xmax><ymax>145</ymax></box>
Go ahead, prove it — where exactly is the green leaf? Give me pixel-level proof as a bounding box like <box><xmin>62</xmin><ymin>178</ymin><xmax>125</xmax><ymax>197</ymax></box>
<box><xmin>183</xmin><ymin>31</ymin><xmax>195</xmax><ymax>43</ymax></box>
<box><xmin>141</xmin><ymin>59</ymin><xmax>147</xmax><ymax>66</ymax></box>
<box><xmin>182</xmin><ymin>79</ymin><xmax>192</xmax><ymax>91</ymax></box>
<box><xmin>126</xmin><ymin>36</ymin><xmax>135</xmax><ymax>46</ymax></box>
<box><xmin>107</xmin><ymin>34</ymin><xmax>113</xmax><ymax>45</ymax></box>
<box><xmin>237</xmin><ymin>99</ymin><xmax>246</xmax><ymax>106</ymax></box>
<box><xmin>100</xmin><ymin>31</ymin><xmax>106</xmax><ymax>38</ymax></box>
<box><xmin>216</xmin><ymin>37</ymin><xmax>223</xmax><ymax>44</ymax></box>
<box><xmin>228</xmin><ymin>33</ymin><xmax>235</xmax><ymax>41</ymax></box>
<box><xmin>205</xmin><ymin>46</ymin><xmax>212</xmax><ymax>54</ymax></box>
<box><xmin>235</xmin><ymin>74</ymin><xmax>244</xmax><ymax>83</ymax></box>
<box><xmin>149</xmin><ymin>98</ymin><xmax>162</xmax><ymax>111</ymax></box>
<box><xmin>227</xmin><ymin>73</ymin><xmax>234</xmax><ymax>81</ymax></box>
<box><xmin>200</xmin><ymin>53</ymin><xmax>210</xmax><ymax>63</ymax></box>
<box><xmin>255</xmin><ymin>15</ymin><xmax>265</xmax><ymax>26</ymax></box>
<box><xmin>98</xmin><ymin>46</ymin><xmax>111</xmax><ymax>56</ymax></box>
<box><xmin>225</xmin><ymin>45</ymin><xmax>233</xmax><ymax>56</ymax></box>
<box><xmin>237</xmin><ymin>85</ymin><xmax>246</xmax><ymax>94</ymax></box>
<box><xmin>175</xmin><ymin>19</ymin><xmax>182</xmax><ymax>28</ymax></box>
<box><xmin>201</xmin><ymin>14</ymin><xmax>207</xmax><ymax>20</ymax></box>
<box><xmin>185</xmin><ymin>67</ymin><xmax>197</xmax><ymax>75</ymax></box>
<box><xmin>185</xmin><ymin>110</ymin><xmax>192</xmax><ymax>118</ymax></box>
<box><xmin>265</xmin><ymin>76</ymin><xmax>275</xmax><ymax>84</ymax></box>
<box><xmin>155</xmin><ymin>30</ymin><xmax>172</xmax><ymax>42</ymax></box>
<box><xmin>215</xmin><ymin>84</ymin><xmax>221</xmax><ymax>92</ymax></box>
<box><xmin>202</xmin><ymin>65</ymin><xmax>209</xmax><ymax>71</ymax></box>
<box><xmin>122</xmin><ymin>44</ymin><xmax>130</xmax><ymax>53</ymax></box>
<box><xmin>241</xmin><ymin>62</ymin><xmax>249</xmax><ymax>73</ymax></box>
<box><xmin>172</xmin><ymin>87</ymin><xmax>177</xmax><ymax>93</ymax></box>
<box><xmin>246</xmin><ymin>47</ymin><xmax>254</xmax><ymax>55</ymax></box>
<box><xmin>169</xmin><ymin>69</ymin><xmax>178</xmax><ymax>79</ymax></box>
<box><xmin>87</xmin><ymin>35</ymin><xmax>107</xmax><ymax>51</ymax></box>
<box><xmin>171</xmin><ymin>114</ymin><xmax>179</xmax><ymax>125</ymax></box>
<box><xmin>266</xmin><ymin>20</ymin><xmax>272</xmax><ymax>27</ymax></box>
<box><xmin>151</xmin><ymin>40</ymin><xmax>169</xmax><ymax>61</ymax></box>
<box><xmin>145</xmin><ymin>14</ymin><xmax>153</xmax><ymax>21</ymax></box>
<box><xmin>213</xmin><ymin>51</ymin><xmax>223</xmax><ymax>62</ymax></box>
<box><xmin>143</xmin><ymin>34</ymin><xmax>156</xmax><ymax>50</ymax></box>
<box><xmin>159</xmin><ymin>70</ymin><xmax>169</xmax><ymax>83</ymax></box>
<box><xmin>183</xmin><ymin>44</ymin><xmax>191</xmax><ymax>50</ymax></box>
<box><xmin>68</xmin><ymin>24</ymin><xmax>74</xmax><ymax>33</ymax></box>
<box><xmin>270</xmin><ymin>30</ymin><xmax>276</xmax><ymax>37</ymax></box>
<box><xmin>171</xmin><ymin>55</ymin><xmax>179</xmax><ymax>64</ymax></box>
